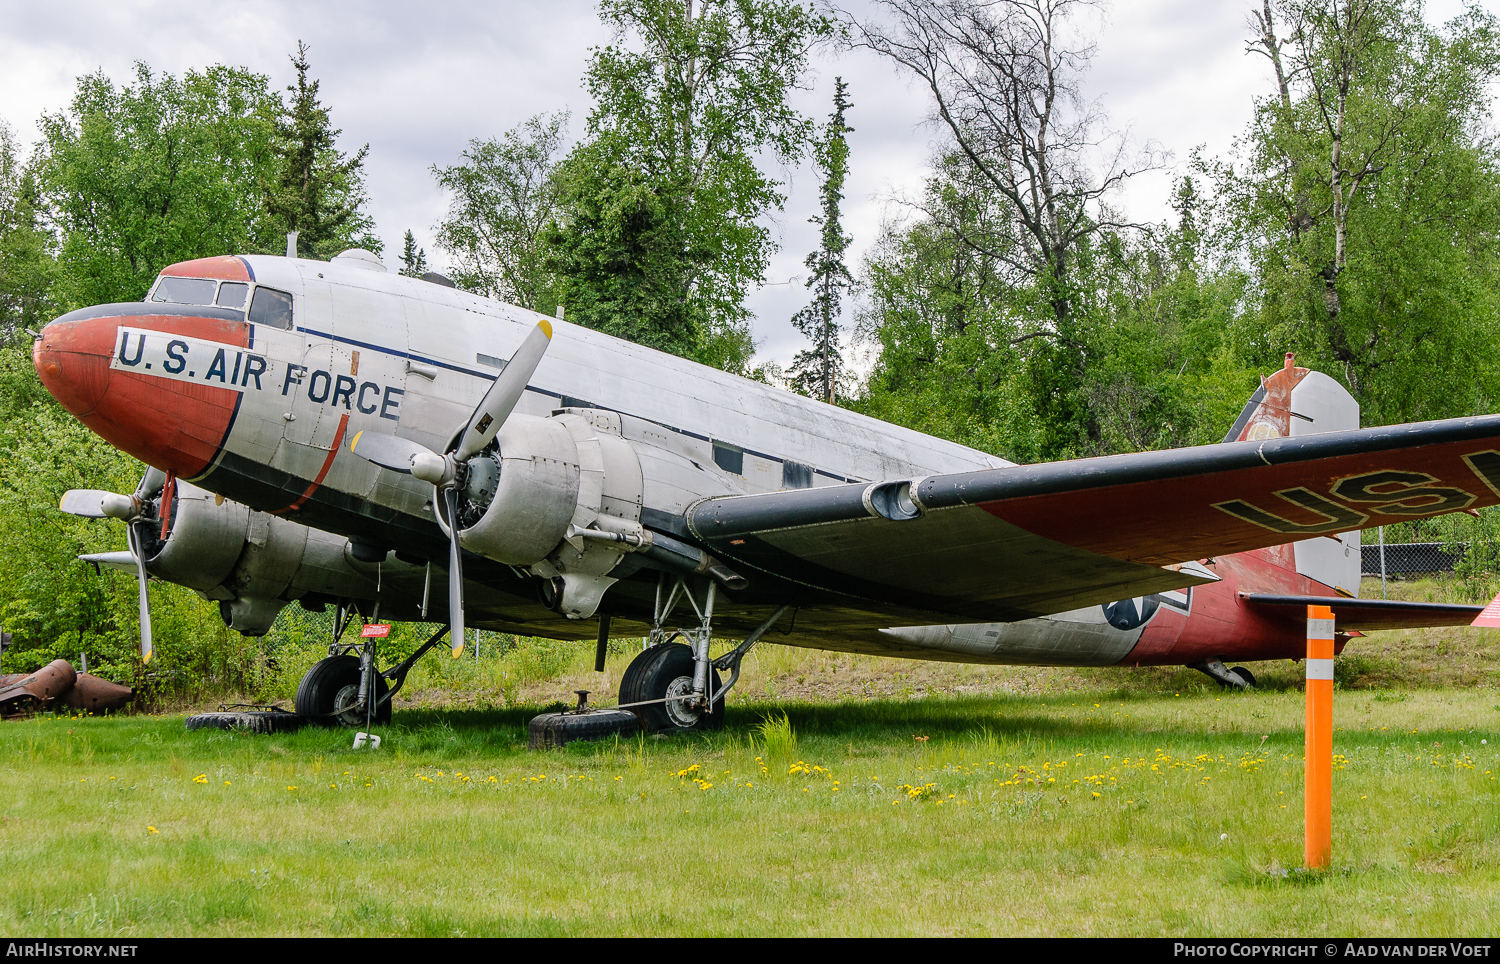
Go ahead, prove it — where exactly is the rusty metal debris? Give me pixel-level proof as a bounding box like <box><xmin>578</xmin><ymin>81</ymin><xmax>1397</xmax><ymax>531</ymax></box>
<box><xmin>0</xmin><ymin>659</ymin><xmax>133</xmax><ymax>718</ymax></box>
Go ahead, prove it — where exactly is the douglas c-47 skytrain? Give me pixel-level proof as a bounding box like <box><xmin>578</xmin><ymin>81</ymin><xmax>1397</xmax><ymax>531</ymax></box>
<box><xmin>31</xmin><ymin>247</ymin><xmax>1493</xmax><ymax>731</ymax></box>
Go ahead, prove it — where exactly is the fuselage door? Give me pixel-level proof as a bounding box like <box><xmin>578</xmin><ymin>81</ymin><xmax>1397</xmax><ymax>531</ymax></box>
<box><xmin>325</xmin><ymin>279</ymin><xmax>413</xmax><ymax>504</ymax></box>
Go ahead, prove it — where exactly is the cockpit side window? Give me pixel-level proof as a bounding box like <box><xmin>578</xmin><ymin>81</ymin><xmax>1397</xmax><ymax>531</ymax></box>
<box><xmin>248</xmin><ymin>287</ymin><xmax>294</xmax><ymax>330</ymax></box>
<box><xmin>216</xmin><ymin>282</ymin><xmax>249</xmax><ymax>309</ymax></box>
<box><xmin>150</xmin><ymin>277</ymin><xmax>218</xmax><ymax>306</ymax></box>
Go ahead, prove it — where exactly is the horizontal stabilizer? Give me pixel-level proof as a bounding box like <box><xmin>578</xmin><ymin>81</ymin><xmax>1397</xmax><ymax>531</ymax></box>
<box><xmin>1239</xmin><ymin>593</ymin><xmax>1482</xmax><ymax>631</ymax></box>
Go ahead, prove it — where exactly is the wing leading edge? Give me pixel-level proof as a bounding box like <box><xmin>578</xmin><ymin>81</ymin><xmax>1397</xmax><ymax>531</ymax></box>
<box><xmin>685</xmin><ymin>413</ymin><xmax>1500</xmax><ymax>624</ymax></box>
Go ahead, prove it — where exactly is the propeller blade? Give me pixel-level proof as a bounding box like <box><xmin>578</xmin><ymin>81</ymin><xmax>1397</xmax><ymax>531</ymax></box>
<box><xmin>59</xmin><ymin>489</ymin><xmax>125</xmax><ymax>519</ymax></box>
<box><xmin>350</xmin><ymin>430</ymin><xmax>431</xmax><ymax>473</ymax></box>
<box><xmin>445</xmin><ymin>487</ymin><xmax>466</xmax><ymax>658</ymax></box>
<box><xmin>126</xmin><ymin>525</ymin><xmax>153</xmax><ymax>664</ymax></box>
<box><xmin>135</xmin><ymin>466</ymin><xmax>167</xmax><ymax>500</ymax></box>
<box><xmin>454</xmin><ymin>320</ymin><xmax>552</xmax><ymax>462</ymax></box>
<box><xmin>351</xmin><ymin>430</ymin><xmax>450</xmax><ymax>485</ymax></box>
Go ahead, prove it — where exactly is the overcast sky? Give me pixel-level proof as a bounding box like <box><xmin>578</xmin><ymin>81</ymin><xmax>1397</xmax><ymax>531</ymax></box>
<box><xmin>0</xmin><ymin>0</ymin><xmax>1487</xmax><ymax>366</ymax></box>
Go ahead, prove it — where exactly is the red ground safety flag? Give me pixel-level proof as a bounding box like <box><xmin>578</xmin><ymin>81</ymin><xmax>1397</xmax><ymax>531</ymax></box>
<box><xmin>360</xmin><ymin>624</ymin><xmax>392</xmax><ymax>638</ymax></box>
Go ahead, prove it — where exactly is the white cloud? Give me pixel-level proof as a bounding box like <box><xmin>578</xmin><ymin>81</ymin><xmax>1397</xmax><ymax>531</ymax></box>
<box><xmin>1</xmin><ymin>0</ymin><xmax>1492</xmax><ymax>367</ymax></box>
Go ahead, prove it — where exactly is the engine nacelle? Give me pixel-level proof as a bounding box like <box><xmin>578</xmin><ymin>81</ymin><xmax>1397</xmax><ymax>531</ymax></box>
<box><xmin>146</xmin><ymin>487</ymin><xmax>248</xmax><ymax>592</ymax></box>
<box><xmin>140</xmin><ymin>480</ymin><xmax>379</xmax><ymax>636</ymax></box>
<box><xmin>451</xmin><ymin>410</ymin><xmax>645</xmax><ymax>618</ymax></box>
<box><xmin>455</xmin><ymin>414</ymin><xmax>582</xmax><ymax>565</ymax></box>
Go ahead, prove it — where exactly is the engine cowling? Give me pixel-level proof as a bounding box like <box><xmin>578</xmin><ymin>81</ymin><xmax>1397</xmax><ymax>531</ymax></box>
<box><xmin>454</xmin><ymin>414</ymin><xmax>582</xmax><ymax>565</ymax></box>
<box><xmin>449</xmin><ymin>410</ymin><xmax>645</xmax><ymax>618</ymax></box>
<box><xmin>140</xmin><ymin>481</ymin><xmax>379</xmax><ymax>635</ymax></box>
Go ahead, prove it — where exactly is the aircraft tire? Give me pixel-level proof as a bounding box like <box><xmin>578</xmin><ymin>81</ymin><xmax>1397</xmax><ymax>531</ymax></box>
<box><xmin>294</xmin><ymin>655</ymin><xmax>392</xmax><ymax>726</ymax></box>
<box><xmin>617</xmin><ymin>643</ymin><xmax>653</xmax><ymax>707</ymax></box>
<box><xmin>1228</xmin><ymin>666</ymin><xmax>1256</xmax><ymax>689</ymax></box>
<box><xmin>619</xmin><ymin>643</ymin><xmax>723</xmax><ymax>734</ymax></box>
<box><xmin>185</xmin><ymin>710</ymin><xmax>308</xmax><ymax>735</ymax></box>
<box><xmin>528</xmin><ymin>708</ymin><xmax>640</xmax><ymax>749</ymax></box>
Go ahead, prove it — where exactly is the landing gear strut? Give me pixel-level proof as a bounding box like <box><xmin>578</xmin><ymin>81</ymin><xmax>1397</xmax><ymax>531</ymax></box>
<box><xmin>1189</xmin><ymin>658</ymin><xmax>1256</xmax><ymax>690</ymax></box>
<box><xmin>293</xmin><ymin>605</ymin><xmax>450</xmax><ymax>725</ymax></box>
<box><xmin>618</xmin><ymin>574</ymin><xmax>788</xmax><ymax>733</ymax></box>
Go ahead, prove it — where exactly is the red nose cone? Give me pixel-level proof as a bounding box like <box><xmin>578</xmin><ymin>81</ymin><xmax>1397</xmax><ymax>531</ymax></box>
<box><xmin>34</xmin><ymin>306</ymin><xmax>249</xmax><ymax>477</ymax></box>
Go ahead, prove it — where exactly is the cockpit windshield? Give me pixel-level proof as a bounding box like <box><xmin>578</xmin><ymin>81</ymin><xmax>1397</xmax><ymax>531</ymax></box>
<box><xmin>248</xmin><ymin>287</ymin><xmax>293</xmax><ymax>329</ymax></box>
<box><xmin>216</xmin><ymin>282</ymin><xmax>249</xmax><ymax>309</ymax></box>
<box><xmin>150</xmin><ymin>277</ymin><xmax>218</xmax><ymax>306</ymax></box>
<box><xmin>146</xmin><ymin>275</ymin><xmax>293</xmax><ymax>329</ymax></box>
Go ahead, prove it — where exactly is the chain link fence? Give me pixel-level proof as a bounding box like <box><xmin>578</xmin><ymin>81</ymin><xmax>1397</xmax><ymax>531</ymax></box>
<box><xmin>1361</xmin><ymin>542</ymin><xmax>1463</xmax><ymax>576</ymax></box>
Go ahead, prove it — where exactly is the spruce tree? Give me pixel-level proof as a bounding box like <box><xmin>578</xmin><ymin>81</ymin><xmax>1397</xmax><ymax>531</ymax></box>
<box><xmin>266</xmin><ymin>42</ymin><xmax>380</xmax><ymax>259</ymax></box>
<box><xmin>398</xmin><ymin>229</ymin><xmax>428</xmax><ymax>277</ymax></box>
<box><xmin>788</xmin><ymin>78</ymin><xmax>853</xmax><ymax>403</ymax></box>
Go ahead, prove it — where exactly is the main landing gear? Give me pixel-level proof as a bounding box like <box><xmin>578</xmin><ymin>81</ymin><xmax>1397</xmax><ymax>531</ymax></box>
<box><xmin>617</xmin><ymin>574</ymin><xmax>789</xmax><ymax>733</ymax></box>
<box><xmin>293</xmin><ymin>606</ymin><xmax>451</xmax><ymax>726</ymax></box>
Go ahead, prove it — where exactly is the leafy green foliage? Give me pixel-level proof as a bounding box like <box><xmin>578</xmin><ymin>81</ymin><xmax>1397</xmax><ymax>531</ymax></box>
<box><xmin>433</xmin><ymin>113</ymin><xmax>567</xmax><ymax>310</ymax></box>
<box><xmin>548</xmin><ymin>0</ymin><xmax>828</xmax><ymax>371</ymax></box>
<box><xmin>398</xmin><ymin>229</ymin><xmax>428</xmax><ymax>278</ymax></box>
<box><xmin>264</xmin><ymin>43</ymin><xmax>380</xmax><ymax>260</ymax></box>
<box><xmin>1221</xmin><ymin>0</ymin><xmax>1500</xmax><ymax>425</ymax></box>
<box><xmin>35</xmin><ymin>64</ymin><xmax>281</xmax><ymax>310</ymax></box>
<box><xmin>0</xmin><ymin>386</ymin><xmax>263</xmax><ymax>691</ymax></box>
<box><xmin>0</xmin><ymin>52</ymin><xmax>386</xmax><ymax>694</ymax></box>
<box><xmin>855</xmin><ymin>1</ymin><xmax>1500</xmax><ymax>462</ymax></box>
<box><xmin>788</xmin><ymin>78</ymin><xmax>854</xmax><ymax>403</ymax></box>
<box><xmin>856</xmin><ymin>155</ymin><xmax>1257</xmax><ymax>463</ymax></box>
<box><xmin>0</xmin><ymin>120</ymin><xmax>57</xmax><ymax>342</ymax></box>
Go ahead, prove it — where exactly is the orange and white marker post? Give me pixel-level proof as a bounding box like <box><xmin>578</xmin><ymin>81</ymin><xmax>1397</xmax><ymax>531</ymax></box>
<box><xmin>1305</xmin><ymin>604</ymin><xmax>1335</xmax><ymax>869</ymax></box>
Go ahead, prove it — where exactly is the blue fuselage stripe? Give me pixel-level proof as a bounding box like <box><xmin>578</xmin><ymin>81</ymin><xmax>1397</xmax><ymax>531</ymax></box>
<box><xmin>293</xmin><ymin>326</ymin><xmax>860</xmax><ymax>484</ymax></box>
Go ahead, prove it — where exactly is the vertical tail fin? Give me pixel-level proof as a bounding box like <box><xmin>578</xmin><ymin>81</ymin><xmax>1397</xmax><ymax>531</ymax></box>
<box><xmin>1226</xmin><ymin>352</ymin><xmax>1363</xmax><ymax>595</ymax></box>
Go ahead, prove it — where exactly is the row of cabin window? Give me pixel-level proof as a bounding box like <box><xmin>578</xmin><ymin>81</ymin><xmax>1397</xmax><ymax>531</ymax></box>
<box><xmin>712</xmin><ymin>442</ymin><xmax>814</xmax><ymax>490</ymax></box>
<box><xmin>149</xmin><ymin>276</ymin><xmax>294</xmax><ymax>330</ymax></box>
<box><xmin>155</xmin><ymin>277</ymin><xmax>819</xmax><ymax>492</ymax></box>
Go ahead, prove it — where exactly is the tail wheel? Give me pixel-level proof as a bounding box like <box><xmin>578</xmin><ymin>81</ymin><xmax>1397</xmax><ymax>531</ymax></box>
<box><xmin>294</xmin><ymin>655</ymin><xmax>391</xmax><ymax>726</ymax></box>
<box><xmin>1228</xmin><ymin>666</ymin><xmax>1257</xmax><ymax>689</ymax></box>
<box><xmin>619</xmin><ymin>643</ymin><xmax>723</xmax><ymax>733</ymax></box>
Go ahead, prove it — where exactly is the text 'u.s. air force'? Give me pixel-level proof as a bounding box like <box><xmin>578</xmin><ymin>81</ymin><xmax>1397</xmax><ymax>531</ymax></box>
<box><xmin>110</xmin><ymin>327</ymin><xmax>403</xmax><ymax>420</ymax></box>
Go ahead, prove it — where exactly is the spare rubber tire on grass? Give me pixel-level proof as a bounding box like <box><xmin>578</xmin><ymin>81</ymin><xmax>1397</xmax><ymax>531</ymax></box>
<box><xmin>529</xmin><ymin>708</ymin><xmax>640</xmax><ymax>749</ymax></box>
<box><xmin>185</xmin><ymin>711</ymin><xmax>308</xmax><ymax>735</ymax></box>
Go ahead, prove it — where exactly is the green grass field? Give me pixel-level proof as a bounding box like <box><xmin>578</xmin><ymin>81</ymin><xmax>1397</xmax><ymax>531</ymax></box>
<box><xmin>3</xmin><ymin>655</ymin><xmax>1499</xmax><ymax>937</ymax></box>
